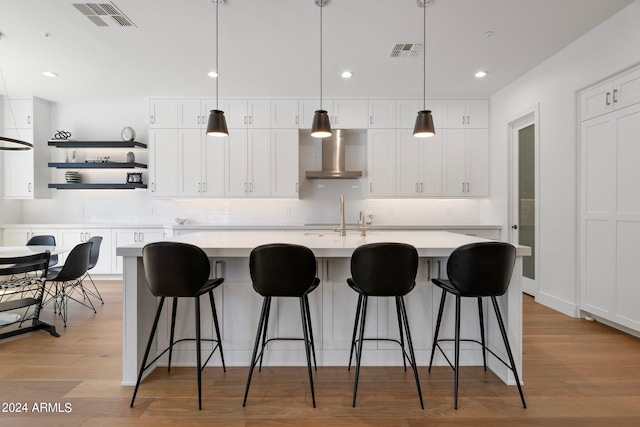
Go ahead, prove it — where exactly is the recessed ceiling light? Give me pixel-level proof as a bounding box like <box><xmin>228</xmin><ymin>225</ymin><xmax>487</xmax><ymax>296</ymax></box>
<box><xmin>341</xmin><ymin>71</ymin><xmax>353</xmax><ymax>79</ymax></box>
<box><xmin>42</xmin><ymin>71</ymin><xmax>58</xmax><ymax>78</ymax></box>
<box><xmin>207</xmin><ymin>70</ymin><xmax>219</xmax><ymax>78</ymax></box>
<box><xmin>475</xmin><ymin>71</ymin><xmax>488</xmax><ymax>78</ymax></box>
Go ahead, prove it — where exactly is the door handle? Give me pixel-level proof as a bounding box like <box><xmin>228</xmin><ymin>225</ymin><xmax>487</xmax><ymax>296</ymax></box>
<box><xmin>512</xmin><ymin>224</ymin><xmax>518</xmax><ymax>230</ymax></box>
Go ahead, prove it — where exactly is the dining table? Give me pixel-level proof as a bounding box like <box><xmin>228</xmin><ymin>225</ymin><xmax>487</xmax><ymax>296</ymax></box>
<box><xmin>0</xmin><ymin>245</ymin><xmax>69</xmax><ymax>339</ymax></box>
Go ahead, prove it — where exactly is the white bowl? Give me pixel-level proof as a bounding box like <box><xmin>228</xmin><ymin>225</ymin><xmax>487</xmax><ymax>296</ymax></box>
<box><xmin>175</xmin><ymin>217</ymin><xmax>186</xmax><ymax>225</ymax></box>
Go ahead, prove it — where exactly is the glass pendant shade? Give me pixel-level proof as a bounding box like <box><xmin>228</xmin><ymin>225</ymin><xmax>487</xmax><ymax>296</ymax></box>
<box><xmin>311</xmin><ymin>110</ymin><xmax>332</xmax><ymax>138</ymax></box>
<box><xmin>0</xmin><ymin>136</ymin><xmax>33</xmax><ymax>151</ymax></box>
<box><xmin>413</xmin><ymin>110</ymin><xmax>435</xmax><ymax>138</ymax></box>
<box><xmin>206</xmin><ymin>110</ymin><xmax>229</xmax><ymax>137</ymax></box>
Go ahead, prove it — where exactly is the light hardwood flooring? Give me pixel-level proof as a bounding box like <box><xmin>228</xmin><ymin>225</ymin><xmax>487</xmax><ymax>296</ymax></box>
<box><xmin>1</xmin><ymin>281</ymin><xmax>640</xmax><ymax>426</ymax></box>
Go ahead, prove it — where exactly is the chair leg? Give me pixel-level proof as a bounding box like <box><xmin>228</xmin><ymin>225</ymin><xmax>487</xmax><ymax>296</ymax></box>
<box><xmin>478</xmin><ymin>297</ymin><xmax>487</xmax><ymax>371</ymax></box>
<box><xmin>209</xmin><ymin>290</ymin><xmax>226</xmax><ymax>372</ymax></box>
<box><xmin>454</xmin><ymin>295</ymin><xmax>461</xmax><ymax>410</ymax></box>
<box><xmin>84</xmin><ymin>271</ymin><xmax>104</xmax><ymax>304</ymax></box>
<box><xmin>303</xmin><ymin>295</ymin><xmax>318</xmax><ymax>371</ymax></box>
<box><xmin>491</xmin><ymin>296</ymin><xmax>527</xmax><ymax>409</ymax></box>
<box><xmin>348</xmin><ymin>294</ymin><xmax>363</xmax><ymax>371</ymax></box>
<box><xmin>168</xmin><ymin>297</ymin><xmax>178</xmax><ymax>372</ymax></box>
<box><xmin>352</xmin><ymin>295</ymin><xmax>368</xmax><ymax>407</ymax></box>
<box><xmin>299</xmin><ymin>297</ymin><xmax>316</xmax><ymax>408</ymax></box>
<box><xmin>243</xmin><ymin>297</ymin><xmax>269</xmax><ymax>407</ymax></box>
<box><xmin>195</xmin><ymin>296</ymin><xmax>202</xmax><ymax>410</ymax></box>
<box><xmin>429</xmin><ymin>289</ymin><xmax>447</xmax><ymax>371</ymax></box>
<box><xmin>395</xmin><ymin>297</ymin><xmax>407</xmax><ymax>372</ymax></box>
<box><xmin>258</xmin><ymin>297</ymin><xmax>272</xmax><ymax>372</ymax></box>
<box><xmin>398</xmin><ymin>296</ymin><xmax>424</xmax><ymax>409</ymax></box>
<box><xmin>131</xmin><ymin>297</ymin><xmax>165</xmax><ymax>408</ymax></box>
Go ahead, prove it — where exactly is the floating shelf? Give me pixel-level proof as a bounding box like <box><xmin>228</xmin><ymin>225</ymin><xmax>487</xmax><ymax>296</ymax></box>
<box><xmin>48</xmin><ymin>140</ymin><xmax>147</xmax><ymax>149</ymax></box>
<box><xmin>48</xmin><ymin>183</ymin><xmax>148</xmax><ymax>190</ymax></box>
<box><xmin>48</xmin><ymin>162</ymin><xmax>147</xmax><ymax>169</ymax></box>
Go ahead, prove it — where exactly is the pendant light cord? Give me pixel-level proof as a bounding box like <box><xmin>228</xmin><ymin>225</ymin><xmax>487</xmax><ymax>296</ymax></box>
<box><xmin>216</xmin><ymin>0</ymin><xmax>219</xmax><ymax>110</ymax></box>
<box><xmin>422</xmin><ymin>3</ymin><xmax>426</xmax><ymax>110</ymax></box>
<box><xmin>320</xmin><ymin>5</ymin><xmax>323</xmax><ymax>110</ymax></box>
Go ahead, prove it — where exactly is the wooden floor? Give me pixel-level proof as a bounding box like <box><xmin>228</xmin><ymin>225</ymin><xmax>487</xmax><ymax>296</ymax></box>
<box><xmin>1</xmin><ymin>281</ymin><xmax>640</xmax><ymax>426</ymax></box>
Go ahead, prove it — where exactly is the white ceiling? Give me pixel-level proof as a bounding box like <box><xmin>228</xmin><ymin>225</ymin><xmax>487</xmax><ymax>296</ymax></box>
<box><xmin>0</xmin><ymin>0</ymin><xmax>635</xmax><ymax>103</ymax></box>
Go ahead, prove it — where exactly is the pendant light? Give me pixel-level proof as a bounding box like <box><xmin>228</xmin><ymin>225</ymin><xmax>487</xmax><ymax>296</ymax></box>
<box><xmin>413</xmin><ymin>0</ymin><xmax>435</xmax><ymax>138</ymax></box>
<box><xmin>206</xmin><ymin>0</ymin><xmax>228</xmax><ymax>137</ymax></box>
<box><xmin>311</xmin><ymin>0</ymin><xmax>331</xmax><ymax>138</ymax></box>
<box><xmin>0</xmin><ymin>67</ymin><xmax>32</xmax><ymax>151</ymax></box>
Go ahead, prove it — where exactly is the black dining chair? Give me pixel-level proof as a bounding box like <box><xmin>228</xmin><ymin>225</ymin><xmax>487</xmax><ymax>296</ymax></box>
<box><xmin>243</xmin><ymin>243</ymin><xmax>320</xmax><ymax>408</ymax></box>
<box><xmin>26</xmin><ymin>234</ymin><xmax>58</xmax><ymax>268</ymax></box>
<box><xmin>429</xmin><ymin>241</ymin><xmax>526</xmax><ymax>409</ymax></box>
<box><xmin>44</xmin><ymin>241</ymin><xmax>93</xmax><ymax>327</ymax></box>
<box><xmin>0</xmin><ymin>251</ymin><xmax>59</xmax><ymax>339</ymax></box>
<box><xmin>80</xmin><ymin>236</ymin><xmax>104</xmax><ymax>305</ymax></box>
<box><xmin>130</xmin><ymin>241</ymin><xmax>225</xmax><ymax>410</ymax></box>
<box><xmin>347</xmin><ymin>242</ymin><xmax>423</xmax><ymax>408</ymax></box>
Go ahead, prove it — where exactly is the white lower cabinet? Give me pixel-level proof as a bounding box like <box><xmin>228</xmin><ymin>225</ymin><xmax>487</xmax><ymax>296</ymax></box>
<box><xmin>112</xmin><ymin>228</ymin><xmax>166</xmax><ymax>274</ymax></box>
<box><xmin>58</xmin><ymin>228</ymin><xmax>112</xmax><ymax>274</ymax></box>
<box><xmin>3</xmin><ymin>228</ymin><xmax>59</xmax><ymax>246</ymax></box>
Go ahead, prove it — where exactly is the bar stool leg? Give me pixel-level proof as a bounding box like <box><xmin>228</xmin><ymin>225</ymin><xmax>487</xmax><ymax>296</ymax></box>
<box><xmin>258</xmin><ymin>297</ymin><xmax>272</xmax><ymax>371</ymax></box>
<box><xmin>243</xmin><ymin>297</ymin><xmax>269</xmax><ymax>407</ymax></box>
<box><xmin>478</xmin><ymin>297</ymin><xmax>487</xmax><ymax>371</ymax></box>
<box><xmin>195</xmin><ymin>296</ymin><xmax>202</xmax><ymax>410</ymax></box>
<box><xmin>398</xmin><ymin>296</ymin><xmax>424</xmax><ymax>409</ymax></box>
<box><xmin>299</xmin><ymin>297</ymin><xmax>316</xmax><ymax>408</ymax></box>
<box><xmin>395</xmin><ymin>297</ymin><xmax>407</xmax><ymax>372</ymax></box>
<box><xmin>168</xmin><ymin>297</ymin><xmax>178</xmax><ymax>372</ymax></box>
<box><xmin>348</xmin><ymin>294</ymin><xmax>363</xmax><ymax>371</ymax></box>
<box><xmin>131</xmin><ymin>296</ymin><xmax>165</xmax><ymax>408</ymax></box>
<box><xmin>352</xmin><ymin>295</ymin><xmax>368</xmax><ymax>407</ymax></box>
<box><xmin>429</xmin><ymin>289</ymin><xmax>447</xmax><ymax>371</ymax></box>
<box><xmin>209</xmin><ymin>291</ymin><xmax>226</xmax><ymax>372</ymax></box>
<box><xmin>491</xmin><ymin>296</ymin><xmax>527</xmax><ymax>408</ymax></box>
<box><xmin>304</xmin><ymin>295</ymin><xmax>318</xmax><ymax>371</ymax></box>
<box><xmin>454</xmin><ymin>295</ymin><xmax>461</xmax><ymax>409</ymax></box>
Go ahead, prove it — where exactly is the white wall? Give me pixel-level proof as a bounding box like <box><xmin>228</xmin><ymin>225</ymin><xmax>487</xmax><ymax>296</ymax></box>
<box><xmin>490</xmin><ymin>0</ymin><xmax>640</xmax><ymax>315</ymax></box>
<box><xmin>18</xmin><ymin>100</ymin><xmax>499</xmax><ymax>228</ymax></box>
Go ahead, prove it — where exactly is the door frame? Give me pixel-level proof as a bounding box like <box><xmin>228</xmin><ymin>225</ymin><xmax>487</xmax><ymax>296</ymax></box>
<box><xmin>507</xmin><ymin>104</ymin><xmax>540</xmax><ymax>296</ymax></box>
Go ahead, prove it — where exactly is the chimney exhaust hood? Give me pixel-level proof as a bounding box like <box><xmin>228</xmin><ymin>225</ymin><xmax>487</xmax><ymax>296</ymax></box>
<box><xmin>305</xmin><ymin>129</ymin><xmax>363</xmax><ymax>179</ymax></box>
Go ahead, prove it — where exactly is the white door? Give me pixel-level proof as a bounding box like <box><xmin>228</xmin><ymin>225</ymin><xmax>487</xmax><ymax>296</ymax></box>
<box><xmin>509</xmin><ymin>109</ymin><xmax>539</xmax><ymax>296</ymax></box>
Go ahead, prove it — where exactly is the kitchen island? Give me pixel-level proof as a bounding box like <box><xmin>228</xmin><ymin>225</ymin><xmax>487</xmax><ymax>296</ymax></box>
<box><xmin>117</xmin><ymin>230</ymin><xmax>530</xmax><ymax>387</ymax></box>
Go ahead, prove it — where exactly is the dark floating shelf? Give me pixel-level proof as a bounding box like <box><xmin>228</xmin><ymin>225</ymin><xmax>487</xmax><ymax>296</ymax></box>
<box><xmin>48</xmin><ymin>162</ymin><xmax>147</xmax><ymax>169</ymax></box>
<box><xmin>48</xmin><ymin>140</ymin><xmax>147</xmax><ymax>149</ymax></box>
<box><xmin>48</xmin><ymin>183</ymin><xmax>148</xmax><ymax>190</ymax></box>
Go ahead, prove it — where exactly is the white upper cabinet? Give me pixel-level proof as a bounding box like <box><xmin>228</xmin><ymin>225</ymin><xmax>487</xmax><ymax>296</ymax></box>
<box><xmin>270</xmin><ymin>100</ymin><xmax>299</xmax><ymax>128</ymax></box>
<box><xmin>395</xmin><ymin>129</ymin><xmax>442</xmax><ymax>197</ymax></box>
<box><xmin>148</xmin><ymin>129</ymin><xmax>178</xmax><ymax>197</ymax></box>
<box><xmin>149</xmin><ymin>99</ymin><xmax>178</xmax><ymax>128</ymax></box>
<box><xmin>442</xmin><ymin>128</ymin><xmax>489</xmax><ymax>197</ymax></box>
<box><xmin>368</xmin><ymin>100</ymin><xmax>396</xmax><ymax>129</ymax></box>
<box><xmin>224</xmin><ymin>99</ymin><xmax>271</xmax><ymax>128</ymax></box>
<box><xmin>581</xmin><ymin>67</ymin><xmax>640</xmax><ymax>121</ymax></box>
<box><xmin>332</xmin><ymin>99</ymin><xmax>368</xmax><ymax>128</ymax></box>
<box><xmin>367</xmin><ymin>129</ymin><xmax>396</xmax><ymax>197</ymax></box>
<box><xmin>396</xmin><ymin>99</ymin><xmax>443</xmax><ymax>129</ymax></box>
<box><xmin>177</xmin><ymin>129</ymin><xmax>225</xmax><ymax>197</ymax></box>
<box><xmin>225</xmin><ymin>129</ymin><xmax>271</xmax><ymax>197</ymax></box>
<box><xmin>298</xmin><ymin>99</ymin><xmax>333</xmax><ymax>129</ymax></box>
<box><xmin>2</xmin><ymin>97</ymin><xmax>51</xmax><ymax>199</ymax></box>
<box><xmin>270</xmin><ymin>129</ymin><xmax>299</xmax><ymax>198</ymax></box>
<box><xmin>443</xmin><ymin>100</ymin><xmax>489</xmax><ymax>128</ymax></box>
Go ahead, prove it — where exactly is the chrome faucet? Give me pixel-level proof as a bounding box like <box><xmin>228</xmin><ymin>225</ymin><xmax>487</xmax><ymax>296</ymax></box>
<box><xmin>334</xmin><ymin>194</ymin><xmax>347</xmax><ymax>236</ymax></box>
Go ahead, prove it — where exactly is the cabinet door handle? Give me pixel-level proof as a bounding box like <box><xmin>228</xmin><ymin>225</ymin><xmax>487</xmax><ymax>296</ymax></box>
<box><xmin>151</xmin><ymin>182</ymin><xmax>155</xmax><ymax>192</ymax></box>
<box><xmin>249</xmin><ymin>115</ymin><xmax>253</xmax><ymax>125</ymax></box>
<box><xmin>202</xmin><ymin>182</ymin><xmax>207</xmax><ymax>193</ymax></box>
<box><xmin>420</xmin><ymin>182</ymin><xmax>424</xmax><ymax>193</ymax></box>
<box><xmin>295</xmin><ymin>182</ymin><xmax>299</xmax><ymax>193</ymax></box>
<box><xmin>249</xmin><ymin>182</ymin><xmax>253</xmax><ymax>193</ymax></box>
<box><xmin>295</xmin><ymin>116</ymin><xmax>299</xmax><ymax>125</ymax></box>
<box><xmin>326</xmin><ymin>261</ymin><xmax>330</xmax><ymax>281</ymax></box>
<box><xmin>369</xmin><ymin>115</ymin><xmax>373</xmax><ymax>125</ymax></box>
<box><xmin>27</xmin><ymin>115</ymin><xmax>31</xmax><ymax>125</ymax></box>
<box><xmin>467</xmin><ymin>182</ymin><xmax>470</xmax><ymax>193</ymax></box>
<box><xmin>437</xmin><ymin>260</ymin><xmax>442</xmax><ymax>280</ymax></box>
<box><xmin>426</xmin><ymin>259</ymin><xmax>431</xmax><ymax>280</ymax></box>
<box><xmin>244</xmin><ymin>182</ymin><xmax>248</xmax><ymax>193</ymax></box>
<box><xmin>150</xmin><ymin>115</ymin><xmax>155</xmax><ymax>124</ymax></box>
<box><xmin>613</xmin><ymin>89</ymin><xmax>618</xmax><ymax>103</ymax></box>
<box><xmin>369</xmin><ymin>182</ymin><xmax>373</xmax><ymax>193</ymax></box>
<box><xmin>462</xmin><ymin>116</ymin><xmax>465</xmax><ymax>125</ymax></box>
<box><xmin>462</xmin><ymin>182</ymin><xmax>465</xmax><ymax>193</ymax></box>
<box><xmin>139</xmin><ymin>232</ymin><xmax>144</xmax><ymax>243</ymax></box>
<box><xmin>28</xmin><ymin>182</ymin><xmax>32</xmax><ymax>193</ymax></box>
<box><xmin>467</xmin><ymin>116</ymin><xmax>470</xmax><ymax>125</ymax></box>
<box><xmin>606</xmin><ymin>92</ymin><xmax>611</xmax><ymax>105</ymax></box>
<box><xmin>133</xmin><ymin>232</ymin><xmax>137</xmax><ymax>243</ymax></box>
<box><xmin>244</xmin><ymin>116</ymin><xmax>247</xmax><ymax>125</ymax></box>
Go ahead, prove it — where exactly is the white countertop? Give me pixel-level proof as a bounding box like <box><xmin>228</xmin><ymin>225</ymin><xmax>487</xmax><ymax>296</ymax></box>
<box><xmin>117</xmin><ymin>230</ymin><xmax>530</xmax><ymax>258</ymax></box>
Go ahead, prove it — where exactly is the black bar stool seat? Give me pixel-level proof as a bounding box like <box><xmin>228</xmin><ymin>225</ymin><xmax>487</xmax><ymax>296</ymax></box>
<box><xmin>243</xmin><ymin>243</ymin><xmax>320</xmax><ymax>408</ymax></box>
<box><xmin>347</xmin><ymin>242</ymin><xmax>424</xmax><ymax>408</ymax></box>
<box><xmin>429</xmin><ymin>241</ymin><xmax>526</xmax><ymax>409</ymax></box>
<box><xmin>130</xmin><ymin>241</ymin><xmax>225</xmax><ymax>410</ymax></box>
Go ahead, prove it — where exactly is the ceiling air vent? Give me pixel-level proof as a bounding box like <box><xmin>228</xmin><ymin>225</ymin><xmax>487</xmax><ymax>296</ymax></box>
<box><xmin>389</xmin><ymin>43</ymin><xmax>423</xmax><ymax>58</ymax></box>
<box><xmin>72</xmin><ymin>2</ymin><xmax>136</xmax><ymax>27</ymax></box>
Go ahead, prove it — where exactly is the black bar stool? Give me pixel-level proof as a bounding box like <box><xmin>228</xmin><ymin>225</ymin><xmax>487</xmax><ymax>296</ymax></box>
<box><xmin>130</xmin><ymin>241</ymin><xmax>225</xmax><ymax>410</ymax></box>
<box><xmin>429</xmin><ymin>241</ymin><xmax>526</xmax><ymax>409</ymax></box>
<box><xmin>243</xmin><ymin>243</ymin><xmax>320</xmax><ymax>408</ymax></box>
<box><xmin>347</xmin><ymin>242</ymin><xmax>424</xmax><ymax>408</ymax></box>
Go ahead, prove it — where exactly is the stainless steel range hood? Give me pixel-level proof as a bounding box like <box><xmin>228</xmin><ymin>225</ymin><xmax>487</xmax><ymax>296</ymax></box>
<box><xmin>305</xmin><ymin>129</ymin><xmax>363</xmax><ymax>179</ymax></box>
